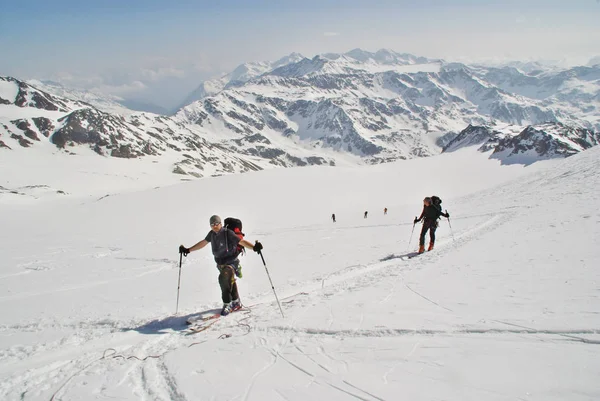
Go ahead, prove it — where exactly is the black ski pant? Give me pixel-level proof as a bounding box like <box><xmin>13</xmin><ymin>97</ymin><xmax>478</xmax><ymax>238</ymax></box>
<box><xmin>419</xmin><ymin>220</ymin><xmax>437</xmax><ymax>246</ymax></box>
<box><xmin>218</xmin><ymin>265</ymin><xmax>239</xmax><ymax>304</ymax></box>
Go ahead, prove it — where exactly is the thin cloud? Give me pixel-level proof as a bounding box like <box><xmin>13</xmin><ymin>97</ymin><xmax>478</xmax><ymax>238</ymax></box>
<box><xmin>47</xmin><ymin>72</ymin><xmax>147</xmax><ymax>96</ymax></box>
<box><xmin>515</xmin><ymin>15</ymin><xmax>527</xmax><ymax>24</ymax></box>
<box><xmin>90</xmin><ymin>81</ymin><xmax>147</xmax><ymax>96</ymax></box>
<box><xmin>140</xmin><ymin>67</ymin><xmax>185</xmax><ymax>82</ymax></box>
<box><xmin>323</xmin><ymin>32</ymin><xmax>340</xmax><ymax>37</ymax></box>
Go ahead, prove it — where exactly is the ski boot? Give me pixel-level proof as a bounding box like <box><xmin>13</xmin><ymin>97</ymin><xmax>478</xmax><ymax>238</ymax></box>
<box><xmin>221</xmin><ymin>303</ymin><xmax>232</xmax><ymax>316</ymax></box>
<box><xmin>231</xmin><ymin>299</ymin><xmax>242</xmax><ymax>312</ymax></box>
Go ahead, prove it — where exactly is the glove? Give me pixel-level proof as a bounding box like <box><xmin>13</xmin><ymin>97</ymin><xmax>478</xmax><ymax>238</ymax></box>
<box><xmin>413</xmin><ymin>217</ymin><xmax>419</xmax><ymax>224</ymax></box>
<box><xmin>253</xmin><ymin>241</ymin><xmax>263</xmax><ymax>253</ymax></box>
<box><xmin>179</xmin><ymin>245</ymin><xmax>190</xmax><ymax>256</ymax></box>
<box><xmin>445</xmin><ymin>210</ymin><xmax>450</xmax><ymax>218</ymax></box>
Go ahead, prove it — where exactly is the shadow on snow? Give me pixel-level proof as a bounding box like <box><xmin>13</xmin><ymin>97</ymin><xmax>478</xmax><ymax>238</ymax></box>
<box><xmin>380</xmin><ymin>252</ymin><xmax>420</xmax><ymax>261</ymax></box>
<box><xmin>122</xmin><ymin>308</ymin><xmax>222</xmax><ymax>335</ymax></box>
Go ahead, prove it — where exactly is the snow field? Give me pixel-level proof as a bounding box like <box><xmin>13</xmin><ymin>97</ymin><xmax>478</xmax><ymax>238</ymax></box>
<box><xmin>0</xmin><ymin>147</ymin><xmax>599</xmax><ymax>400</ymax></box>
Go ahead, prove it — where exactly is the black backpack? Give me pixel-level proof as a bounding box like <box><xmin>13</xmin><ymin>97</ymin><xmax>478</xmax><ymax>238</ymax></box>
<box><xmin>224</xmin><ymin>217</ymin><xmax>245</xmax><ymax>256</ymax></box>
<box><xmin>431</xmin><ymin>196</ymin><xmax>443</xmax><ymax>213</ymax></box>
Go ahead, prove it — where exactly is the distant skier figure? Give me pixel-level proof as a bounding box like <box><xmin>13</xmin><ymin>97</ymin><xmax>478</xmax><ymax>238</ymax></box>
<box><xmin>179</xmin><ymin>215</ymin><xmax>263</xmax><ymax>316</ymax></box>
<box><xmin>364</xmin><ymin>211</ymin><xmax>368</xmax><ymax>218</ymax></box>
<box><xmin>332</xmin><ymin>213</ymin><xmax>336</xmax><ymax>223</ymax></box>
<box><xmin>414</xmin><ymin>196</ymin><xmax>449</xmax><ymax>253</ymax></box>
<box><xmin>384</xmin><ymin>207</ymin><xmax>388</xmax><ymax>215</ymax></box>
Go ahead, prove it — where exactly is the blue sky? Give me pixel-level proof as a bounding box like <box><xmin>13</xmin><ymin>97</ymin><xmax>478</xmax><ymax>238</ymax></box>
<box><xmin>1</xmin><ymin>0</ymin><xmax>599</xmax><ymax>109</ymax></box>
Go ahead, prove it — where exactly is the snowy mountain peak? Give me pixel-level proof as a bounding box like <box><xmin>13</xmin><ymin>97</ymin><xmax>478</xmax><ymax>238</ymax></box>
<box><xmin>442</xmin><ymin>124</ymin><xmax>501</xmax><ymax>153</ymax></box>
<box><xmin>444</xmin><ymin>122</ymin><xmax>600</xmax><ymax>164</ymax></box>
<box><xmin>344</xmin><ymin>48</ymin><xmax>431</xmax><ymax>65</ymax></box>
<box><xmin>440</xmin><ymin>62</ymin><xmax>471</xmax><ymax>73</ymax></box>
<box><xmin>228</xmin><ymin>60</ymin><xmax>276</xmax><ymax>83</ymax></box>
<box><xmin>271</xmin><ymin>52</ymin><xmax>305</xmax><ymax>68</ymax></box>
<box><xmin>344</xmin><ymin>48</ymin><xmax>380</xmax><ymax>62</ymax></box>
<box><xmin>268</xmin><ymin>56</ymin><xmax>330</xmax><ymax>78</ymax></box>
<box><xmin>266</xmin><ymin>50</ymin><xmax>438</xmax><ymax>79</ymax></box>
<box><xmin>179</xmin><ymin>50</ymin><xmax>443</xmax><ymax>110</ymax></box>
<box><xmin>178</xmin><ymin>53</ymin><xmax>306</xmax><ymax>108</ymax></box>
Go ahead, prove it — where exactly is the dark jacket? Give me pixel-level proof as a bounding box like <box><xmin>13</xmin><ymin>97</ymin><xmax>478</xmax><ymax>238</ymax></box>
<box><xmin>205</xmin><ymin>228</ymin><xmax>241</xmax><ymax>265</ymax></box>
<box><xmin>418</xmin><ymin>204</ymin><xmax>448</xmax><ymax>223</ymax></box>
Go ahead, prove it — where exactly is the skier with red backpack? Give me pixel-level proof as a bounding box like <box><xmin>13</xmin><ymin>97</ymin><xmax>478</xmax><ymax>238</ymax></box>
<box><xmin>414</xmin><ymin>196</ymin><xmax>449</xmax><ymax>254</ymax></box>
<box><xmin>179</xmin><ymin>215</ymin><xmax>263</xmax><ymax>316</ymax></box>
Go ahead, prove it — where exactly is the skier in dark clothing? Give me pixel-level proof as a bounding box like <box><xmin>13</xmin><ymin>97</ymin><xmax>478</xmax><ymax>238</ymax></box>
<box><xmin>364</xmin><ymin>211</ymin><xmax>368</xmax><ymax>218</ymax></box>
<box><xmin>179</xmin><ymin>215</ymin><xmax>263</xmax><ymax>315</ymax></box>
<box><xmin>414</xmin><ymin>197</ymin><xmax>449</xmax><ymax>253</ymax></box>
<box><xmin>332</xmin><ymin>213</ymin><xmax>336</xmax><ymax>223</ymax></box>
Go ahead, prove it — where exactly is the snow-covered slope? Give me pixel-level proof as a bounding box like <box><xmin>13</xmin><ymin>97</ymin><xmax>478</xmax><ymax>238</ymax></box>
<box><xmin>0</xmin><ymin>144</ymin><xmax>598</xmax><ymax>400</ymax></box>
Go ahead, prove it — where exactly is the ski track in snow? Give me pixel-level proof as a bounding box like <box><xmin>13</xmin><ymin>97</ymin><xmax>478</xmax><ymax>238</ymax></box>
<box><xmin>137</xmin><ymin>358</ymin><xmax>188</xmax><ymax>401</ymax></box>
<box><xmin>240</xmin><ymin>350</ymin><xmax>278</xmax><ymax>401</ymax></box>
<box><xmin>0</xmin><ymin>262</ymin><xmax>175</xmax><ymax>302</ymax></box>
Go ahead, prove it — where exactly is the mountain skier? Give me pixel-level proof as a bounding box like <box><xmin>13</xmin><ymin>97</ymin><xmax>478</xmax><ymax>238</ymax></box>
<box><xmin>364</xmin><ymin>211</ymin><xmax>368</xmax><ymax>218</ymax></box>
<box><xmin>179</xmin><ymin>215</ymin><xmax>263</xmax><ymax>316</ymax></box>
<box><xmin>384</xmin><ymin>207</ymin><xmax>388</xmax><ymax>215</ymax></box>
<box><xmin>332</xmin><ymin>213</ymin><xmax>336</xmax><ymax>223</ymax></box>
<box><xmin>414</xmin><ymin>197</ymin><xmax>449</xmax><ymax>253</ymax></box>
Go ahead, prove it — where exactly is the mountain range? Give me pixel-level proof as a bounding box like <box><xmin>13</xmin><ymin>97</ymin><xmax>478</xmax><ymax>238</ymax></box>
<box><xmin>1</xmin><ymin>49</ymin><xmax>599</xmax><ymax>179</ymax></box>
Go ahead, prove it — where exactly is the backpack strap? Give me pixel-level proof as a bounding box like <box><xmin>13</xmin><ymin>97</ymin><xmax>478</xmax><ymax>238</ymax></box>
<box><xmin>232</xmin><ymin>227</ymin><xmax>245</xmax><ymax>255</ymax></box>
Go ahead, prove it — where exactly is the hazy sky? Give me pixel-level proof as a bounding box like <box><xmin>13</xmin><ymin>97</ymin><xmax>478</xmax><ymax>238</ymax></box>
<box><xmin>1</xmin><ymin>0</ymin><xmax>599</xmax><ymax>109</ymax></box>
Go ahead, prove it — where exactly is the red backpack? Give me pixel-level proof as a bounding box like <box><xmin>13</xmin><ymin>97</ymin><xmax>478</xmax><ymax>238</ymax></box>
<box><xmin>224</xmin><ymin>217</ymin><xmax>245</xmax><ymax>256</ymax></box>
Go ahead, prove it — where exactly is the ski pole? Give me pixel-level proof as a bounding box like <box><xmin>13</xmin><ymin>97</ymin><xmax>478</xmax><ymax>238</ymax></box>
<box><xmin>446</xmin><ymin>210</ymin><xmax>456</xmax><ymax>242</ymax></box>
<box><xmin>176</xmin><ymin>251</ymin><xmax>183</xmax><ymax>314</ymax></box>
<box><xmin>407</xmin><ymin>218</ymin><xmax>416</xmax><ymax>251</ymax></box>
<box><xmin>258</xmin><ymin>251</ymin><xmax>285</xmax><ymax>318</ymax></box>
